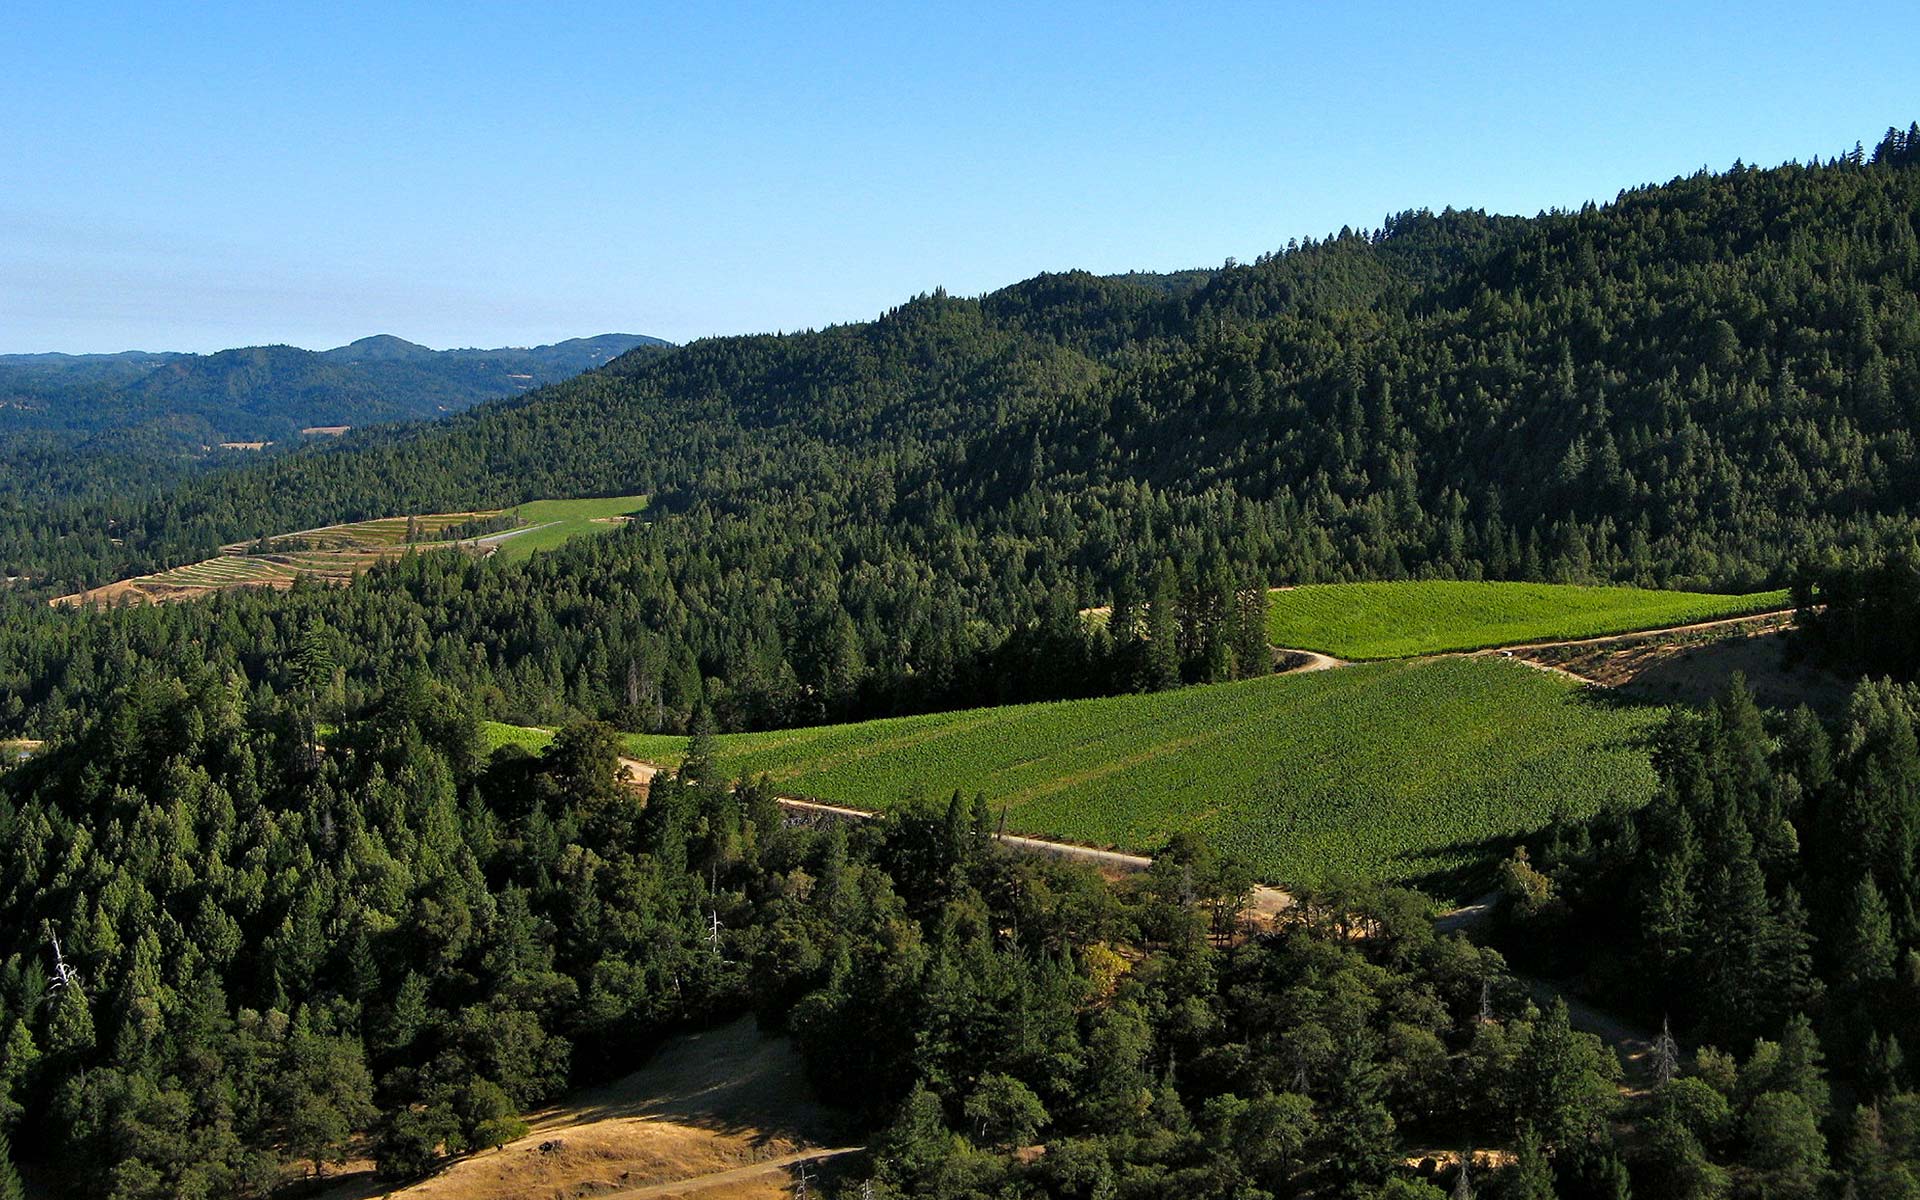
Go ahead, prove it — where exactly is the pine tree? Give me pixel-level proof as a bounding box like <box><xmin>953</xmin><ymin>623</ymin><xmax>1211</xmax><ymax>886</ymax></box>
<box><xmin>1862</xmin><ymin>1030</ymin><xmax>1905</xmax><ymax>1099</ymax></box>
<box><xmin>1451</xmin><ymin>1152</ymin><xmax>1473</xmax><ymax>1200</ymax></box>
<box><xmin>293</xmin><ymin>623</ymin><xmax>331</xmax><ymax>688</ymax></box>
<box><xmin>1773</xmin><ymin>1014</ymin><xmax>1832</xmax><ymax>1122</ymax></box>
<box><xmin>1231</xmin><ymin>577</ymin><xmax>1272</xmax><ymax>679</ymax></box>
<box><xmin>1144</xmin><ymin>559</ymin><xmax>1182</xmax><ymax>691</ymax></box>
<box><xmin>1511</xmin><ymin>998</ymin><xmax>1615</xmax><ymax>1149</ymax></box>
<box><xmin>681</xmin><ymin>710</ymin><xmax>720</xmax><ymax>786</ymax></box>
<box><xmin>0</xmin><ymin>1130</ymin><xmax>20</xmax><ymax>1200</ymax></box>
<box><xmin>1504</xmin><ymin>1125</ymin><xmax>1556</xmax><ymax>1199</ymax></box>
<box><xmin>1694</xmin><ymin>800</ymin><xmax>1773</xmax><ymax>1039</ymax></box>
<box><xmin>1839</xmin><ymin>877</ymin><xmax>1897</xmax><ymax>993</ymax></box>
<box><xmin>1653</xmin><ymin>1017</ymin><xmax>1680</xmax><ymax>1088</ymax></box>
<box><xmin>1765</xmin><ymin>887</ymin><xmax>1819</xmax><ymax>1017</ymax></box>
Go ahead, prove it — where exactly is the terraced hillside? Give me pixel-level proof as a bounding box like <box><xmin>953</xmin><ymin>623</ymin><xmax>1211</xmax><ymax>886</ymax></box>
<box><xmin>488</xmin><ymin>656</ymin><xmax>1662</xmax><ymax>895</ymax></box>
<box><xmin>50</xmin><ymin>494</ymin><xmax>646</xmax><ymax>606</ymax></box>
<box><xmin>1265</xmin><ymin>581</ymin><xmax>1789</xmax><ymax>659</ymax></box>
<box><xmin>220</xmin><ymin>510</ymin><xmax>498</xmax><ymax>552</ymax></box>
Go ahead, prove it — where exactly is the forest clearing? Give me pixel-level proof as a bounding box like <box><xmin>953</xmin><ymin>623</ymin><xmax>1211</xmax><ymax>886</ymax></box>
<box><xmin>48</xmin><ymin>494</ymin><xmax>647</xmax><ymax>605</ymax></box>
<box><xmin>476</xmin><ymin>588</ymin><xmax>1826</xmax><ymax>895</ymax></box>
<box><xmin>486</xmin><ymin>653</ymin><xmax>1661</xmax><ymax>895</ymax></box>
<box><xmin>1263</xmin><ymin>580</ymin><xmax>1790</xmax><ymax>659</ymax></box>
<box><xmin>308</xmin><ymin>1019</ymin><xmax>853</xmax><ymax>1200</ymax></box>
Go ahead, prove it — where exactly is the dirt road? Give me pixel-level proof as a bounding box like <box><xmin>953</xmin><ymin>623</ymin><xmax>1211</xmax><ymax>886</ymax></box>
<box><xmin>632</xmin><ymin>765</ymin><xmax>1653</xmax><ymax>1087</ymax></box>
<box><xmin>1433</xmin><ymin>890</ymin><xmax>1655</xmax><ymax>1085</ymax></box>
<box><xmin>618</xmin><ymin>756</ymin><xmax>661</xmax><ymax>787</ymax></box>
<box><xmin>1274</xmin><ymin>647</ymin><xmax>1345</xmax><ymax>673</ymax></box>
<box><xmin>600</xmin><ymin>1146</ymin><xmax>864</xmax><ymax>1199</ymax></box>
<box><xmin>1264</xmin><ymin>609</ymin><xmax>1793</xmax><ymax>688</ymax></box>
<box><xmin>1523</xmin><ymin>979</ymin><xmax>1657</xmax><ymax>1085</ymax></box>
<box><xmin>775</xmin><ymin>796</ymin><xmax>1159</xmax><ymax>874</ymax></box>
<box><xmin>1433</xmin><ymin>890</ymin><xmax>1501</xmax><ymax>937</ymax></box>
<box><xmin>1467</xmin><ymin>609</ymin><xmax>1793</xmax><ymax>660</ymax></box>
<box><xmin>463</xmin><ymin>521</ymin><xmax>561</xmax><ymax>548</ymax></box>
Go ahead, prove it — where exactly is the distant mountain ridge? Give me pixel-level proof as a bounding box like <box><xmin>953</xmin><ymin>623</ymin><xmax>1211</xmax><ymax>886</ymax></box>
<box><xmin>0</xmin><ymin>332</ymin><xmax>671</xmax><ymax>452</ymax></box>
<box><xmin>0</xmin><ymin>331</ymin><xmax>667</xmax><ymax>366</ymax></box>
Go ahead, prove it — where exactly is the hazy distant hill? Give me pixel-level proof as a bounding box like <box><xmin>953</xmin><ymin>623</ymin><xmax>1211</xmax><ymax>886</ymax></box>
<box><xmin>0</xmin><ymin>332</ymin><xmax>671</xmax><ymax>450</ymax></box>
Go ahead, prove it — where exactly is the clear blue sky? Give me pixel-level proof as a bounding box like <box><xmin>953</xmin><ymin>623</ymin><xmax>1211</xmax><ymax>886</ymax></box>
<box><xmin>4</xmin><ymin>2</ymin><xmax>1914</xmax><ymax>353</ymax></box>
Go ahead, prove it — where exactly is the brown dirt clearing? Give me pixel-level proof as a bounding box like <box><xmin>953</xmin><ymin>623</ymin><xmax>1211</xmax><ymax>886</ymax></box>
<box><xmin>305</xmin><ymin>1018</ymin><xmax>852</xmax><ymax>1200</ymax></box>
<box><xmin>1509</xmin><ymin>616</ymin><xmax>1854</xmax><ymax>716</ymax></box>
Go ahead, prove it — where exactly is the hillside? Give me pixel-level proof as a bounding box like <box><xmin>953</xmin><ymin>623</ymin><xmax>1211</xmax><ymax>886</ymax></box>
<box><xmin>489</xmin><ymin>655</ymin><xmax>1663</xmax><ymax>895</ymax></box>
<box><xmin>47</xmin><ymin>495</ymin><xmax>648</xmax><ymax>606</ymax></box>
<box><xmin>8</xmin><ymin>122</ymin><xmax>1920</xmax><ymax>1200</ymax></box>
<box><xmin>1263</xmin><ymin>581</ymin><xmax>1790</xmax><ymax>659</ymax></box>
<box><xmin>0</xmin><ymin>334</ymin><xmax>669</xmax><ymax>528</ymax></box>
<box><xmin>0</xmin><ymin>333</ymin><xmax>668</xmax><ymax>448</ymax></box>
<box><xmin>6</xmin><ymin>136</ymin><xmax>1919</xmax><ymax>741</ymax></box>
<box><xmin>10</xmin><ymin>140</ymin><xmax>1919</xmax><ymax>596</ymax></box>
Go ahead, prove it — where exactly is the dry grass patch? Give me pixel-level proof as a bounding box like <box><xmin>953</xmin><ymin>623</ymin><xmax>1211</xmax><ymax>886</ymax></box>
<box><xmin>306</xmin><ymin>1019</ymin><xmax>852</xmax><ymax>1200</ymax></box>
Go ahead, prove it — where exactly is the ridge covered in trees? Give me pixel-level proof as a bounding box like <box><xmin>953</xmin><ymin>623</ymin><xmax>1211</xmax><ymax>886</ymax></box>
<box><xmin>0</xmin><ymin>333</ymin><xmax>670</xmax><ymax>520</ymax></box>
<box><xmin>4</xmin><ymin>130</ymin><xmax>1919</xmax><ymax>745</ymax></box>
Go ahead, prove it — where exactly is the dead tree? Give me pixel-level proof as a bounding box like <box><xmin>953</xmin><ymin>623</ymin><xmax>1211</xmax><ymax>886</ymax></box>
<box><xmin>1451</xmin><ymin>1149</ymin><xmax>1473</xmax><ymax>1199</ymax></box>
<box><xmin>1654</xmin><ymin>1015</ymin><xmax>1680</xmax><ymax>1087</ymax></box>
<box><xmin>47</xmin><ymin>924</ymin><xmax>81</xmax><ymax>998</ymax></box>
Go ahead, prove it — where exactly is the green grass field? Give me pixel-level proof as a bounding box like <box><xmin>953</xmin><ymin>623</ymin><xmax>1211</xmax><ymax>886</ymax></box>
<box><xmin>484</xmin><ymin>495</ymin><xmax>649</xmax><ymax>562</ymax></box>
<box><xmin>481</xmin><ymin>721</ymin><xmax>555</xmax><ymax>755</ymax></box>
<box><xmin>1265</xmin><ymin>581</ymin><xmax>1789</xmax><ymax>660</ymax></box>
<box><xmin>485</xmin><ymin>656</ymin><xmax>1662</xmax><ymax>895</ymax></box>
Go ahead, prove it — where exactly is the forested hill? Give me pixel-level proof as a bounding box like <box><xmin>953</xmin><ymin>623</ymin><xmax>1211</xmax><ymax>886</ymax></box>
<box><xmin>11</xmin><ymin>128</ymin><xmax>1920</xmax><ymax>598</ymax></box>
<box><xmin>0</xmin><ymin>332</ymin><xmax>669</xmax><ymax>457</ymax></box>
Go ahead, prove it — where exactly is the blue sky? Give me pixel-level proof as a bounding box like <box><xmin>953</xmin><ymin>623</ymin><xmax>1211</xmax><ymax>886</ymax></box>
<box><xmin>3</xmin><ymin>2</ymin><xmax>1914</xmax><ymax>353</ymax></box>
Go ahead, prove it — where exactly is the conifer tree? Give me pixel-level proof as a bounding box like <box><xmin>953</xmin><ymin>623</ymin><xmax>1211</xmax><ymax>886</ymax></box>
<box><xmin>1231</xmin><ymin>577</ymin><xmax>1271</xmax><ymax>679</ymax></box>
<box><xmin>0</xmin><ymin>1131</ymin><xmax>20</xmax><ymax>1200</ymax></box>
<box><xmin>1144</xmin><ymin>559</ymin><xmax>1182</xmax><ymax>692</ymax></box>
<box><xmin>1503</xmin><ymin>1126</ymin><xmax>1556</xmax><ymax>1200</ymax></box>
<box><xmin>1839</xmin><ymin>877</ymin><xmax>1898</xmax><ymax>994</ymax></box>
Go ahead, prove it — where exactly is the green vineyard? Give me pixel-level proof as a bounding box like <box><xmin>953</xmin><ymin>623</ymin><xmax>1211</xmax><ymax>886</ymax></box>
<box><xmin>1265</xmin><ymin>580</ymin><xmax>1789</xmax><ymax>659</ymax></box>
<box><xmin>54</xmin><ymin>495</ymin><xmax>648</xmax><ymax>606</ymax></box>
<box><xmin>484</xmin><ymin>494</ymin><xmax>649</xmax><ymax>562</ymax></box>
<box><xmin>488</xmin><ymin>656</ymin><xmax>1663</xmax><ymax>896</ymax></box>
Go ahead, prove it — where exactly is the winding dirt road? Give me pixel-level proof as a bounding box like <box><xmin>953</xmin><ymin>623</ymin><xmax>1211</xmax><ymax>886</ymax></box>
<box><xmin>600</xmin><ymin>1146</ymin><xmax>864</xmax><ymax>1199</ymax></box>
<box><xmin>1274</xmin><ymin>647</ymin><xmax>1345</xmax><ymax>673</ymax></box>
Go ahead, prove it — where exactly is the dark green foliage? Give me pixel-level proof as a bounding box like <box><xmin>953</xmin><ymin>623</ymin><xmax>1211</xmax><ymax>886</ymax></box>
<box><xmin>1507</xmin><ymin>670</ymin><xmax>1920</xmax><ymax>1197</ymax></box>
<box><xmin>0</xmin><ymin>1131</ymin><xmax>20</xmax><ymax>1200</ymax></box>
<box><xmin>1502</xmin><ymin>1126</ymin><xmax>1556</xmax><ymax>1199</ymax></box>
<box><xmin>1795</xmin><ymin>550</ymin><xmax>1920</xmax><ymax>681</ymax></box>
<box><xmin>1506</xmin><ymin>675</ymin><xmax>1920</xmax><ymax>1048</ymax></box>
<box><xmin>2</xmin><ymin>664</ymin><xmax>1583</xmax><ymax>1197</ymax></box>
